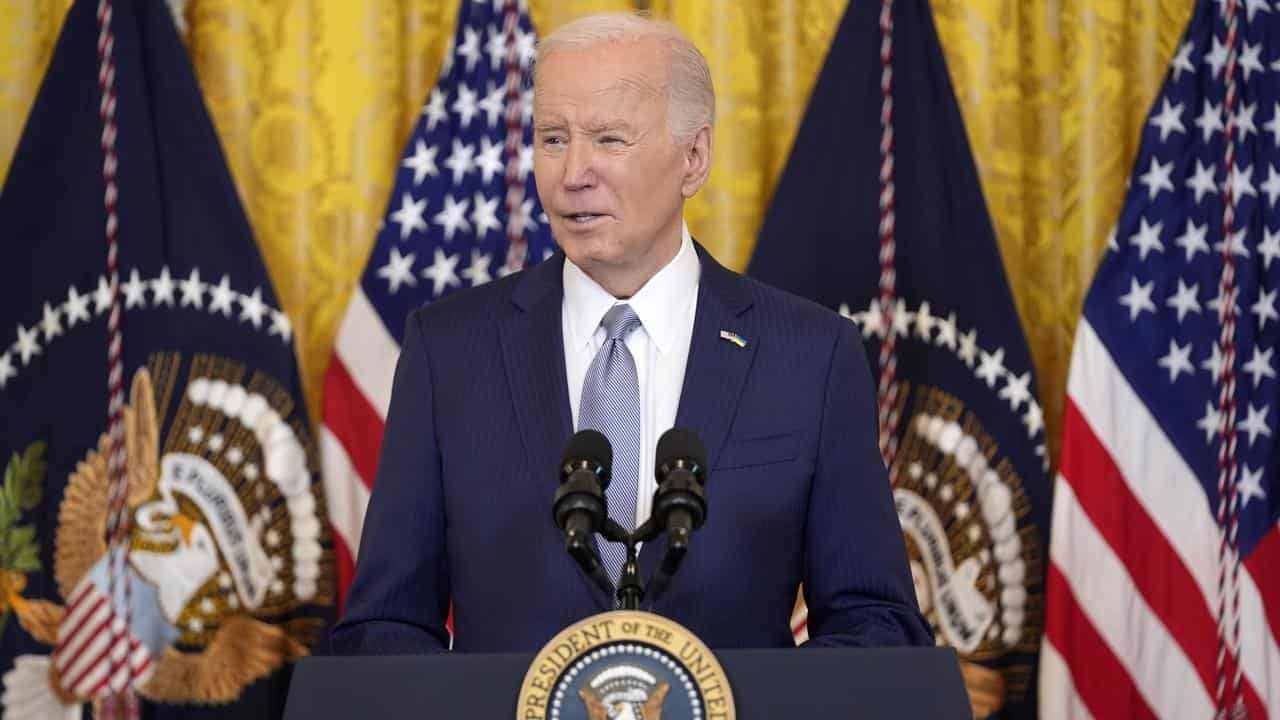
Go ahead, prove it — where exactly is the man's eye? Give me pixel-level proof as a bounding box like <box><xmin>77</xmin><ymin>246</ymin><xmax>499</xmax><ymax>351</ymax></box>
<box><xmin>541</xmin><ymin>136</ymin><xmax>564</xmax><ymax>147</ymax></box>
<box><xmin>601</xmin><ymin>136</ymin><xmax>623</xmax><ymax>145</ymax></box>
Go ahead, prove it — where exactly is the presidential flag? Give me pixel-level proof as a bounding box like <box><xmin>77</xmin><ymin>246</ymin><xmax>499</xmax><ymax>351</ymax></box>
<box><xmin>749</xmin><ymin>1</ymin><xmax>1050</xmax><ymax>717</ymax></box>
<box><xmin>0</xmin><ymin>1</ymin><xmax>332</xmax><ymax>716</ymax></box>
<box><xmin>1040</xmin><ymin>0</ymin><xmax>1279</xmax><ymax>716</ymax></box>
<box><xmin>320</xmin><ymin>0</ymin><xmax>556</xmax><ymax>606</ymax></box>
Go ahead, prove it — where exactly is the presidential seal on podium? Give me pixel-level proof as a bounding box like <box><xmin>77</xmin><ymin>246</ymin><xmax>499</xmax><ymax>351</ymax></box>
<box><xmin>516</xmin><ymin>611</ymin><xmax>734</xmax><ymax>720</ymax></box>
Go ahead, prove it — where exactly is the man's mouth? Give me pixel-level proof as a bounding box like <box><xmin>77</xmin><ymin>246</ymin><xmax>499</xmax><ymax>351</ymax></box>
<box><xmin>565</xmin><ymin>213</ymin><xmax>605</xmax><ymax>224</ymax></box>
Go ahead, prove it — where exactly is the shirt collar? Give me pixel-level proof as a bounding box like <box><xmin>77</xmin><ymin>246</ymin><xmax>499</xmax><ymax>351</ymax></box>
<box><xmin>562</xmin><ymin>222</ymin><xmax>699</xmax><ymax>355</ymax></box>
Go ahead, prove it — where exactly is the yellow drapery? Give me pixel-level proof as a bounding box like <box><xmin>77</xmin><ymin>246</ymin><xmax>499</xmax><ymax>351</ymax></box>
<box><xmin>0</xmin><ymin>0</ymin><xmax>1192</xmax><ymax>466</ymax></box>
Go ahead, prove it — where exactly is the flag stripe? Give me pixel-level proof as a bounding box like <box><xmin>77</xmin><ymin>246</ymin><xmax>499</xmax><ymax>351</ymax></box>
<box><xmin>321</xmin><ymin>423</ymin><xmax>370</xmax><ymax>607</ymax></box>
<box><xmin>1037</xmin><ymin>640</ymin><xmax>1096</xmax><ymax>720</ymax></box>
<box><xmin>1060</xmin><ymin>397</ymin><xmax>1268</xmax><ymax>715</ymax></box>
<box><xmin>1066</xmin><ymin>319</ymin><xmax>1280</xmax><ymax>702</ymax></box>
<box><xmin>1047</xmin><ymin>479</ymin><xmax>1213</xmax><ymax>718</ymax></box>
<box><xmin>333</xmin><ymin>288</ymin><xmax>400</xmax><ymax>420</ymax></box>
<box><xmin>322</xmin><ymin>356</ymin><xmax>384</xmax><ymax>490</ymax></box>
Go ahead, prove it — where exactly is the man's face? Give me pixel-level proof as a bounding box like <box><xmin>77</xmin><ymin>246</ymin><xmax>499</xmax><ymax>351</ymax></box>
<box><xmin>533</xmin><ymin>39</ymin><xmax>700</xmax><ymax>293</ymax></box>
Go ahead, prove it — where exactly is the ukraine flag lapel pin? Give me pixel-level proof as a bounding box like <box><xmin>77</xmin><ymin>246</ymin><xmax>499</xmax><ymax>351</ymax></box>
<box><xmin>719</xmin><ymin>330</ymin><xmax>747</xmax><ymax>348</ymax></box>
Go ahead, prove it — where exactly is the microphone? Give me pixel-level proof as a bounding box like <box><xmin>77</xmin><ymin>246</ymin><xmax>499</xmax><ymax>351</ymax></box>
<box><xmin>553</xmin><ymin>430</ymin><xmax>615</xmax><ymax>597</ymax></box>
<box><xmin>651</xmin><ymin>428</ymin><xmax>708</xmax><ymax>553</ymax></box>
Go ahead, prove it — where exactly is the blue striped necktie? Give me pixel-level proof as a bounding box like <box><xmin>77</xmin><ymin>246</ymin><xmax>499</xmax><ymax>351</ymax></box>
<box><xmin>577</xmin><ymin>303</ymin><xmax>642</xmax><ymax>588</ymax></box>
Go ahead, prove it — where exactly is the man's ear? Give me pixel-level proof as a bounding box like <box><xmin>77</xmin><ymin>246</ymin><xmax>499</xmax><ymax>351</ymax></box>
<box><xmin>680</xmin><ymin>125</ymin><xmax>713</xmax><ymax>198</ymax></box>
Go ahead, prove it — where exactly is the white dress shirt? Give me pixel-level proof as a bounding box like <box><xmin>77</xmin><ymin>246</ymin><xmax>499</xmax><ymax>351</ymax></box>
<box><xmin>563</xmin><ymin>223</ymin><xmax>700</xmax><ymax>528</ymax></box>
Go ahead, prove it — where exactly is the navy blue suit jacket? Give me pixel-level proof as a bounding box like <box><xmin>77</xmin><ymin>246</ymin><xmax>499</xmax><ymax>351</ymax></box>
<box><xmin>331</xmin><ymin>245</ymin><xmax>931</xmax><ymax>654</ymax></box>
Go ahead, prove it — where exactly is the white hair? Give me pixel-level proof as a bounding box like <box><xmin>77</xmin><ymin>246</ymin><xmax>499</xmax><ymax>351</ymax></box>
<box><xmin>535</xmin><ymin>13</ymin><xmax>715</xmax><ymax>143</ymax></box>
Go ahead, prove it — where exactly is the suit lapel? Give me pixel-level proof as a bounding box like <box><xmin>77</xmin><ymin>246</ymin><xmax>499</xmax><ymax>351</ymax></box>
<box><xmin>498</xmin><ymin>254</ymin><xmax>612</xmax><ymax>612</ymax></box>
<box><xmin>639</xmin><ymin>245</ymin><xmax>758</xmax><ymax>596</ymax></box>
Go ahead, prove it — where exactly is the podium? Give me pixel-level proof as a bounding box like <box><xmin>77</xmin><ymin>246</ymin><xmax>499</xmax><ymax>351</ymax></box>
<box><xmin>283</xmin><ymin>647</ymin><xmax>972</xmax><ymax>718</ymax></box>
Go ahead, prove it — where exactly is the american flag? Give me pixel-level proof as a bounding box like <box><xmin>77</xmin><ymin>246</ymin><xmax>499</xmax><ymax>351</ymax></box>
<box><xmin>320</xmin><ymin>0</ymin><xmax>556</xmax><ymax>605</ymax></box>
<box><xmin>1041</xmin><ymin>0</ymin><xmax>1280</xmax><ymax>717</ymax></box>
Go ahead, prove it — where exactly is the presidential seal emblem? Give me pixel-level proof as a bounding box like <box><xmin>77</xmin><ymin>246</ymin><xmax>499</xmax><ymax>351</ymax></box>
<box><xmin>1</xmin><ymin>355</ymin><xmax>332</xmax><ymax>716</ymax></box>
<box><xmin>517</xmin><ymin>611</ymin><xmax>734</xmax><ymax>720</ymax></box>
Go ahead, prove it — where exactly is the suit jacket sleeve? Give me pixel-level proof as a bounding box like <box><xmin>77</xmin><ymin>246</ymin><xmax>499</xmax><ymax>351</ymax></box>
<box><xmin>801</xmin><ymin>319</ymin><xmax>934</xmax><ymax>648</ymax></box>
<box><xmin>330</xmin><ymin>312</ymin><xmax>451</xmax><ymax>654</ymax></box>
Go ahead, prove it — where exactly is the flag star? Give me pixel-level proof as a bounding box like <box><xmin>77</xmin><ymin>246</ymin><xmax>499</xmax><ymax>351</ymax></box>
<box><xmin>478</xmin><ymin>81</ymin><xmax>506</xmax><ymax>128</ymax></box>
<box><xmin>1185</xmin><ymin>159</ymin><xmax>1218</xmax><ymax>204</ymax></box>
<box><xmin>1207</xmin><ymin>287</ymin><xmax>1242</xmax><ymax>325</ymax></box>
<box><xmin>1237</xmin><ymin>403</ymin><xmax>1272</xmax><ymax>447</ymax></box>
<box><xmin>1243</xmin><ymin>0</ymin><xmax>1271</xmax><ymax>21</ymax></box>
<box><xmin>0</xmin><ymin>353</ymin><xmax>13</xmax><ymax>388</ymax></box>
<box><xmin>859</xmin><ymin>299</ymin><xmax>886</xmax><ymax>339</ymax></box>
<box><xmin>913</xmin><ymin>301</ymin><xmax>936</xmax><ymax>341</ymax></box>
<box><xmin>179</xmin><ymin>268</ymin><xmax>204</xmax><ymax>308</ymax></box>
<box><xmin>1196</xmin><ymin>401</ymin><xmax>1222</xmax><ymax>444</ymax></box>
<box><xmin>401</xmin><ymin>140</ymin><xmax>439</xmax><ymax>185</ymax></box>
<box><xmin>485</xmin><ymin>24</ymin><xmax>509</xmax><ymax>70</ymax></box>
<box><xmin>1204</xmin><ymin>35</ymin><xmax>1228</xmax><ymax>78</ymax></box>
<box><xmin>376</xmin><ymin>246</ymin><xmax>417</xmax><ymax>294</ymax></box>
<box><xmin>1173</xmin><ymin>219</ymin><xmax>1210</xmax><ymax>261</ymax></box>
<box><xmin>1202</xmin><ymin>341</ymin><xmax>1226</xmax><ymax>380</ymax></box>
<box><xmin>1119</xmin><ymin>277</ymin><xmax>1156</xmax><ymax>321</ymax></box>
<box><xmin>999</xmin><ymin>370</ymin><xmax>1032</xmax><ymax>410</ymax></box>
<box><xmin>269</xmin><ymin>310</ymin><xmax>292</xmax><ymax>341</ymax></box>
<box><xmin>1022</xmin><ymin>401</ymin><xmax>1044</xmax><ymax>437</ymax></box>
<box><xmin>456</xmin><ymin>26</ymin><xmax>482</xmax><ymax>72</ymax></box>
<box><xmin>1260</xmin><ymin>227</ymin><xmax>1280</xmax><ymax>269</ymax></box>
<box><xmin>474</xmin><ymin>136</ymin><xmax>505</xmax><ymax>184</ymax></box>
<box><xmin>1229</xmin><ymin>163</ymin><xmax>1257</xmax><ymax>201</ymax></box>
<box><xmin>1238</xmin><ymin>42</ymin><xmax>1264</xmax><ymax>82</ymax></box>
<box><xmin>1166</xmin><ymin>278</ymin><xmax>1202</xmax><ymax>322</ymax></box>
<box><xmin>975</xmin><ymin>347</ymin><xmax>1006</xmax><ymax>388</ymax></box>
<box><xmin>93</xmin><ymin>276</ymin><xmax>114</xmax><ymax>315</ymax></box>
<box><xmin>422</xmin><ymin>248</ymin><xmax>462</xmax><ymax>296</ymax></box>
<box><xmin>433</xmin><ymin>194</ymin><xmax>472</xmax><ymax>242</ymax></box>
<box><xmin>208</xmin><ymin>275</ymin><xmax>236</xmax><ymax>317</ymax></box>
<box><xmin>1170</xmin><ymin>40</ymin><xmax>1195</xmax><ymax>81</ymax></box>
<box><xmin>39</xmin><ymin>302</ymin><xmax>62</xmax><ymax>342</ymax></box>
<box><xmin>521</xmin><ymin>87</ymin><xmax>534</xmax><ymax>125</ymax></box>
<box><xmin>122</xmin><ymin>268</ymin><xmax>148</xmax><ymax>309</ymax></box>
<box><xmin>1251</xmin><ymin>287</ymin><xmax>1278</xmax><ymax>330</ymax></box>
<box><xmin>1261</xmin><ymin>165</ymin><xmax>1280</xmax><ymax>207</ymax></box>
<box><xmin>151</xmin><ymin>266</ymin><xmax>176</xmax><ymax>306</ymax></box>
<box><xmin>62</xmin><ymin>286</ymin><xmax>91</xmax><ymax>327</ymax></box>
<box><xmin>452</xmin><ymin>82</ymin><xmax>479</xmax><ymax>128</ymax></box>
<box><xmin>444</xmin><ymin>139</ymin><xmax>476</xmax><ymax>185</ymax></box>
<box><xmin>518</xmin><ymin>144</ymin><xmax>534</xmax><ymax>180</ymax></box>
<box><xmin>1137</xmin><ymin>157</ymin><xmax>1174</xmax><ymax>200</ymax></box>
<box><xmin>1266</xmin><ymin>104</ymin><xmax>1280</xmax><ymax>146</ymax></box>
<box><xmin>14</xmin><ymin>324</ymin><xmax>40</xmax><ymax>365</ymax></box>
<box><xmin>1105</xmin><ymin>224</ymin><xmax>1119</xmax><ymax>251</ymax></box>
<box><xmin>890</xmin><ymin>298</ymin><xmax>913</xmax><ymax>339</ymax></box>
<box><xmin>1243</xmin><ymin>346</ymin><xmax>1276</xmax><ymax>387</ymax></box>
<box><xmin>440</xmin><ymin>34</ymin><xmax>454</xmax><ymax>77</ymax></box>
<box><xmin>1238</xmin><ymin>465</ymin><xmax>1266</xmax><ymax>510</ymax></box>
<box><xmin>461</xmin><ymin>249</ymin><xmax>493</xmax><ymax>287</ymax></box>
<box><xmin>957</xmin><ymin>328</ymin><xmax>978</xmax><ymax>368</ymax></box>
<box><xmin>389</xmin><ymin>192</ymin><xmax>429</xmax><ymax>241</ymax></box>
<box><xmin>1157</xmin><ymin>339</ymin><xmax>1195</xmax><ymax>382</ymax></box>
<box><xmin>935</xmin><ymin>312</ymin><xmax>958</xmax><ymax>350</ymax></box>
<box><xmin>1129</xmin><ymin>217</ymin><xmax>1165</xmax><ymax>259</ymax></box>
<box><xmin>1213</xmin><ymin>227</ymin><xmax>1249</xmax><ymax>259</ymax></box>
<box><xmin>238</xmin><ymin>287</ymin><xmax>267</xmax><ymax>328</ymax></box>
<box><xmin>515</xmin><ymin>26</ymin><xmax>537</xmax><ymax>68</ymax></box>
<box><xmin>423</xmin><ymin>88</ymin><xmax>448</xmax><ymax>131</ymax></box>
<box><xmin>1194</xmin><ymin>99</ymin><xmax>1224</xmax><ymax>142</ymax></box>
<box><xmin>1233</xmin><ymin>101</ymin><xmax>1258</xmax><ymax>141</ymax></box>
<box><xmin>471</xmin><ymin>192</ymin><xmax>501</xmax><ymax>240</ymax></box>
<box><xmin>511</xmin><ymin>197</ymin><xmax>539</xmax><ymax>232</ymax></box>
<box><xmin>1148</xmin><ymin>98</ymin><xmax>1185</xmax><ymax>141</ymax></box>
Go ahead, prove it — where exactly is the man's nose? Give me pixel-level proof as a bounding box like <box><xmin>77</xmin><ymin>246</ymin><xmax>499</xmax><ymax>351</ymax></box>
<box><xmin>561</xmin><ymin>140</ymin><xmax>596</xmax><ymax>191</ymax></box>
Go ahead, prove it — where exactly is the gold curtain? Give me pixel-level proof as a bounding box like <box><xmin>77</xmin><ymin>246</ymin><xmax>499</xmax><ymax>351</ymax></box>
<box><xmin>0</xmin><ymin>0</ymin><xmax>1192</xmax><ymax>464</ymax></box>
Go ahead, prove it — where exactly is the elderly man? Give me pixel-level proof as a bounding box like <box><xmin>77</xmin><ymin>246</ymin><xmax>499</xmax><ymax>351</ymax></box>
<box><xmin>331</xmin><ymin>13</ymin><xmax>930</xmax><ymax>654</ymax></box>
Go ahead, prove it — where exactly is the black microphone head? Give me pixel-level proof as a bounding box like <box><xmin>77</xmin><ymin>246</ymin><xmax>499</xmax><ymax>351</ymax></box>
<box><xmin>656</xmin><ymin>427</ymin><xmax>706</xmax><ymax>475</ymax></box>
<box><xmin>562</xmin><ymin>429</ymin><xmax>612</xmax><ymax>478</ymax></box>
